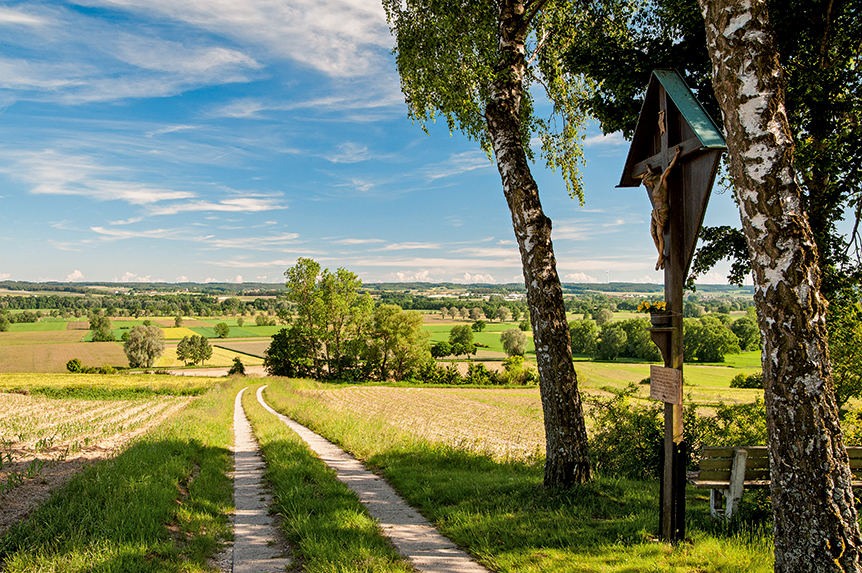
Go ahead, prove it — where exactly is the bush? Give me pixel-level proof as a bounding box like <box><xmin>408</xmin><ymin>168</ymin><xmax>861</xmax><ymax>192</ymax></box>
<box><xmin>66</xmin><ymin>358</ymin><xmax>83</xmax><ymax>373</ymax></box>
<box><xmin>585</xmin><ymin>385</ymin><xmax>767</xmax><ymax>480</ymax></box>
<box><xmin>228</xmin><ymin>357</ymin><xmax>246</xmax><ymax>376</ymax></box>
<box><xmin>730</xmin><ymin>372</ymin><xmax>764</xmax><ymax>389</ymax></box>
<box><xmin>584</xmin><ymin>386</ymin><xmax>663</xmax><ymax>480</ymax></box>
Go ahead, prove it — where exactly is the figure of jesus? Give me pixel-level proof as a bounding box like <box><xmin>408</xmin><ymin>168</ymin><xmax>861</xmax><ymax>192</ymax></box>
<box><xmin>638</xmin><ymin>146</ymin><xmax>681</xmax><ymax>271</ymax></box>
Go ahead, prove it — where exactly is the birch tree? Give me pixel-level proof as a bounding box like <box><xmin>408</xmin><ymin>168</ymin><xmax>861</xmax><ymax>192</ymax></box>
<box><xmin>384</xmin><ymin>0</ymin><xmax>591</xmax><ymax>486</ymax></box>
<box><xmin>697</xmin><ymin>1</ymin><xmax>861</xmax><ymax>570</ymax></box>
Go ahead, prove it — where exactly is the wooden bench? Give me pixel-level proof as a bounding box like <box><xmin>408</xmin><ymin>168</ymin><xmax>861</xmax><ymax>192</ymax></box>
<box><xmin>688</xmin><ymin>446</ymin><xmax>862</xmax><ymax>519</ymax></box>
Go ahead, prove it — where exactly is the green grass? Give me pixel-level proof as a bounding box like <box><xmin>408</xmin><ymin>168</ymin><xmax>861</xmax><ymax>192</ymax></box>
<box><xmin>241</xmin><ymin>384</ymin><xmax>414</xmax><ymax>572</ymax></box>
<box><xmin>424</xmin><ymin>323</ymin><xmax>536</xmax><ymax>355</ymax></box>
<box><xmin>0</xmin><ymin>377</ymin><xmax>237</xmax><ymax>572</ymax></box>
<box><xmin>7</xmin><ymin>321</ymin><xmax>68</xmax><ymax>332</ymax></box>
<box><xmin>260</xmin><ymin>379</ymin><xmax>774</xmax><ymax>572</ymax></box>
<box><xmin>187</xmin><ymin>325</ymin><xmax>283</xmax><ymax>339</ymax></box>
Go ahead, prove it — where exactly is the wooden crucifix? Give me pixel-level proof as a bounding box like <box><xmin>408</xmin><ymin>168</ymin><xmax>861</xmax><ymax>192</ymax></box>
<box><xmin>618</xmin><ymin>70</ymin><xmax>726</xmax><ymax>543</ymax></box>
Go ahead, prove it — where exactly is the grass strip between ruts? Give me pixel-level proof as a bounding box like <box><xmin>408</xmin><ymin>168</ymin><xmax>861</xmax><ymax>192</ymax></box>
<box><xmin>240</xmin><ymin>383</ymin><xmax>415</xmax><ymax>573</ymax></box>
<box><xmin>0</xmin><ymin>378</ymin><xmax>239</xmax><ymax>572</ymax></box>
<box><xmin>260</xmin><ymin>378</ymin><xmax>774</xmax><ymax>573</ymax></box>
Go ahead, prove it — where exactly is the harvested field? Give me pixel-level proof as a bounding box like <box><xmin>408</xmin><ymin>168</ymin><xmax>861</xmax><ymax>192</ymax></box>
<box><xmin>65</xmin><ymin>321</ymin><xmax>90</xmax><ymax>330</ymax></box>
<box><xmin>302</xmin><ymin>386</ymin><xmax>546</xmax><ymax>462</ymax></box>
<box><xmin>213</xmin><ymin>340</ymin><xmax>271</xmax><ymax>358</ymax></box>
<box><xmin>0</xmin><ymin>331</ymin><xmax>87</xmax><ymax>345</ymax></box>
<box><xmin>0</xmin><ymin>391</ymin><xmax>192</xmax><ymax>534</ymax></box>
<box><xmin>157</xmin><ymin>345</ymin><xmax>264</xmax><ymax>368</ymax></box>
<box><xmin>0</xmin><ymin>342</ymin><xmax>127</xmax><ymax>373</ymax></box>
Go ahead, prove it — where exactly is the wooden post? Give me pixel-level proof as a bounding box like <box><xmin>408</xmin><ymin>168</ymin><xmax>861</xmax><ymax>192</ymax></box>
<box><xmin>617</xmin><ymin>69</ymin><xmax>726</xmax><ymax>545</ymax></box>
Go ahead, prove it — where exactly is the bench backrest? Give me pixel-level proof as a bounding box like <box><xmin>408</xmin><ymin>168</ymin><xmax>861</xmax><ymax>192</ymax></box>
<box><xmin>699</xmin><ymin>446</ymin><xmax>862</xmax><ymax>483</ymax></box>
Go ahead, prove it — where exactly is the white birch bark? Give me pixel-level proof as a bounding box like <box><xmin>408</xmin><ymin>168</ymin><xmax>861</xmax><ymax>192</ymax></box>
<box><xmin>698</xmin><ymin>0</ymin><xmax>861</xmax><ymax>569</ymax></box>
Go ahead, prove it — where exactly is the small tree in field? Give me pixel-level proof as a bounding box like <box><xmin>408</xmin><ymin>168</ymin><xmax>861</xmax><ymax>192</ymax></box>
<box><xmin>501</xmin><ymin>328</ymin><xmax>527</xmax><ymax>357</ymax></box>
<box><xmin>124</xmin><ymin>325</ymin><xmax>165</xmax><ymax>368</ymax></box>
<box><xmin>214</xmin><ymin>322</ymin><xmax>230</xmax><ymax>338</ymax></box>
<box><xmin>174</xmin><ymin>314</ymin><xmax>183</xmax><ymax>328</ymax></box>
<box><xmin>470</xmin><ymin>307</ymin><xmax>485</xmax><ymax>321</ymax></box>
<box><xmin>497</xmin><ymin>306</ymin><xmax>512</xmax><ymax>323</ymax></box>
<box><xmin>449</xmin><ymin>324</ymin><xmax>473</xmax><ymax>348</ymax></box>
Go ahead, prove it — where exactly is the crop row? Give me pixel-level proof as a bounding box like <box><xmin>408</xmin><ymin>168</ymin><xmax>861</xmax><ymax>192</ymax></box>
<box><xmin>303</xmin><ymin>386</ymin><xmax>546</xmax><ymax>462</ymax></box>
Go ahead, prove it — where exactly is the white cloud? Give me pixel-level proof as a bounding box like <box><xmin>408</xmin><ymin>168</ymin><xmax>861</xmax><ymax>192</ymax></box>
<box><xmin>419</xmin><ymin>151</ymin><xmax>492</xmax><ymax>181</ymax></box>
<box><xmin>76</xmin><ymin>0</ymin><xmax>393</xmax><ymax>78</ymax></box>
<box><xmin>233</xmin><ymin>275</ymin><xmax>243</xmax><ymax>283</ymax></box>
<box><xmin>148</xmin><ymin>197</ymin><xmax>287</xmax><ymax>216</ymax></box>
<box><xmin>330</xmin><ymin>237</ymin><xmax>385</xmax><ymax>245</ymax></box>
<box><xmin>564</xmin><ymin>272</ymin><xmax>599</xmax><ymax>283</ymax></box>
<box><xmin>66</xmin><ymin>269</ymin><xmax>85</xmax><ymax>281</ymax></box>
<box><xmin>206</xmin><ymin>233</ymin><xmax>301</xmax><ymax>250</ymax></box>
<box><xmin>90</xmin><ymin>226</ymin><xmax>211</xmax><ymax>242</ymax></box>
<box><xmin>0</xmin><ymin>272</ymin><xmax>11</xmax><ymax>280</ymax></box>
<box><xmin>396</xmin><ymin>270</ymin><xmax>431</xmax><ymax>282</ymax></box>
<box><xmin>455</xmin><ymin>272</ymin><xmax>495</xmax><ymax>284</ymax></box>
<box><xmin>325</xmin><ymin>142</ymin><xmax>372</xmax><ymax>164</ymax></box>
<box><xmin>631</xmin><ymin>275</ymin><xmax>661</xmax><ymax>284</ymax></box>
<box><xmin>0</xmin><ymin>7</ymin><xmax>47</xmax><ymax>26</ymax></box>
<box><xmin>9</xmin><ymin>150</ymin><xmax>195</xmax><ymax>205</ymax></box>
<box><xmin>176</xmin><ymin>275</ymin><xmax>188</xmax><ymax>282</ymax></box>
<box><xmin>379</xmin><ymin>242</ymin><xmax>440</xmax><ymax>251</ymax></box>
<box><xmin>583</xmin><ymin>131</ymin><xmax>627</xmax><ymax>148</ymax></box>
<box><xmin>119</xmin><ymin>271</ymin><xmax>153</xmax><ymax>282</ymax></box>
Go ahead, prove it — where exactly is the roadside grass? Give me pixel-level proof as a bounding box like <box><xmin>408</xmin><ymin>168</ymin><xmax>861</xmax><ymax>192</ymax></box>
<box><xmin>260</xmin><ymin>380</ymin><xmax>773</xmax><ymax>572</ymax></box>
<box><xmin>240</xmin><ymin>384</ymin><xmax>415</xmax><ymax>573</ymax></box>
<box><xmin>0</xmin><ymin>372</ymin><xmax>214</xmax><ymax>398</ymax></box>
<box><xmin>0</xmin><ymin>376</ymin><xmax>236</xmax><ymax>572</ymax></box>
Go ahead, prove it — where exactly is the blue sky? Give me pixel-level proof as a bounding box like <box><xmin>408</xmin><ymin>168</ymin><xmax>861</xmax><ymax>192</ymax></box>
<box><xmin>0</xmin><ymin>0</ymin><xmax>744</xmax><ymax>286</ymax></box>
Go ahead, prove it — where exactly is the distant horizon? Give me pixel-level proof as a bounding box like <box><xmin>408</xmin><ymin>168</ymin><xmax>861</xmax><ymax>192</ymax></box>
<box><xmin>0</xmin><ymin>278</ymin><xmax>754</xmax><ymax>292</ymax></box>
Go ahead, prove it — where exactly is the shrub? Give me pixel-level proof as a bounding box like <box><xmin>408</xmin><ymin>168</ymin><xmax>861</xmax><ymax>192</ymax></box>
<box><xmin>584</xmin><ymin>386</ymin><xmax>663</xmax><ymax>480</ymax></box>
<box><xmin>585</xmin><ymin>385</ymin><xmax>767</xmax><ymax>480</ymax></box>
<box><xmin>228</xmin><ymin>357</ymin><xmax>246</xmax><ymax>376</ymax></box>
<box><xmin>66</xmin><ymin>358</ymin><xmax>83</xmax><ymax>373</ymax></box>
<box><xmin>730</xmin><ymin>372</ymin><xmax>764</xmax><ymax>389</ymax></box>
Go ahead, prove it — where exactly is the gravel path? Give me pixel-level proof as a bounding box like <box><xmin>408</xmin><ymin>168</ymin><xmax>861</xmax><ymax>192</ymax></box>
<box><xmin>233</xmin><ymin>388</ymin><xmax>294</xmax><ymax>573</ymax></box>
<box><xmin>255</xmin><ymin>385</ymin><xmax>491</xmax><ymax>573</ymax></box>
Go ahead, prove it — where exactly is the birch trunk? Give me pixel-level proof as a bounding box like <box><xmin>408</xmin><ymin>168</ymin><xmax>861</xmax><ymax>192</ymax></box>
<box><xmin>698</xmin><ymin>0</ymin><xmax>861</xmax><ymax>569</ymax></box>
<box><xmin>485</xmin><ymin>0</ymin><xmax>590</xmax><ymax>486</ymax></box>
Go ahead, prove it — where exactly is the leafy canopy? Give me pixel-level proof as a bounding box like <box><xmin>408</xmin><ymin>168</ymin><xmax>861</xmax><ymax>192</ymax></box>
<box><xmin>383</xmin><ymin>0</ymin><xmax>593</xmax><ymax>202</ymax></box>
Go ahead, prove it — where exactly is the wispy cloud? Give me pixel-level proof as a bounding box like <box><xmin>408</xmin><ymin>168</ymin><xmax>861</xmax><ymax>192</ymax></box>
<box><xmin>90</xmin><ymin>226</ymin><xmax>212</xmax><ymax>242</ymax></box>
<box><xmin>76</xmin><ymin>0</ymin><xmax>393</xmax><ymax>78</ymax></box>
<box><xmin>147</xmin><ymin>197</ymin><xmax>287</xmax><ymax>216</ymax></box>
<box><xmin>583</xmin><ymin>131</ymin><xmax>627</xmax><ymax>148</ymax></box>
<box><xmin>330</xmin><ymin>238</ymin><xmax>386</xmax><ymax>245</ymax></box>
<box><xmin>418</xmin><ymin>151</ymin><xmax>492</xmax><ymax>181</ymax></box>
<box><xmin>378</xmin><ymin>242</ymin><xmax>441</xmax><ymax>251</ymax></box>
<box><xmin>9</xmin><ymin>150</ymin><xmax>196</xmax><ymax>204</ymax></box>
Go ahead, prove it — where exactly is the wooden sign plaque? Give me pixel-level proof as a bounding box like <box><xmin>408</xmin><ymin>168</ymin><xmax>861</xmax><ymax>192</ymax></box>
<box><xmin>650</xmin><ymin>365</ymin><xmax>682</xmax><ymax>405</ymax></box>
